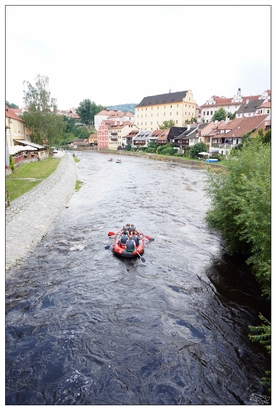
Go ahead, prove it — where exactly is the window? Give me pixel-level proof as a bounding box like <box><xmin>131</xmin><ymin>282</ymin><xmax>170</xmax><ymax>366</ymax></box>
<box><xmin>207</xmin><ymin>111</ymin><xmax>209</xmax><ymax>115</ymax></box>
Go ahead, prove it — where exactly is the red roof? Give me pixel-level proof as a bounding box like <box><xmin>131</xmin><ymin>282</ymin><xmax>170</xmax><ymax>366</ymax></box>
<box><xmin>5</xmin><ymin>105</ymin><xmax>23</xmax><ymax>122</ymax></box>
<box><xmin>225</xmin><ymin>115</ymin><xmax>269</xmax><ymax>138</ymax></box>
<box><xmin>201</xmin><ymin>94</ymin><xmax>260</xmax><ymax>108</ymax></box>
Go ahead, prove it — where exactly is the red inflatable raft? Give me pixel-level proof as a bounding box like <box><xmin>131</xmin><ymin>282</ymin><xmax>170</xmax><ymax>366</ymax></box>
<box><xmin>112</xmin><ymin>230</ymin><xmax>145</xmax><ymax>258</ymax></box>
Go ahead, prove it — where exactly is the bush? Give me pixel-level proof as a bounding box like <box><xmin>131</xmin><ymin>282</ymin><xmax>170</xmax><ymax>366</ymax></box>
<box><xmin>189</xmin><ymin>142</ymin><xmax>208</xmax><ymax>158</ymax></box>
<box><xmin>205</xmin><ymin>136</ymin><xmax>271</xmax><ymax>299</ymax></box>
<box><xmin>9</xmin><ymin>155</ymin><xmax>15</xmax><ymax>171</ymax></box>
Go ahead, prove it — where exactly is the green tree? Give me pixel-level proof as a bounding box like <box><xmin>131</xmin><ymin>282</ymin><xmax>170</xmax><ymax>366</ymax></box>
<box><xmin>185</xmin><ymin>117</ymin><xmax>197</xmax><ymax>124</ymax></box>
<box><xmin>205</xmin><ymin>136</ymin><xmax>271</xmax><ymax>298</ymax></box>
<box><xmin>159</xmin><ymin>120</ymin><xmax>175</xmax><ymax>129</ymax></box>
<box><xmin>212</xmin><ymin>107</ymin><xmax>227</xmax><ymax>121</ymax></box>
<box><xmin>21</xmin><ymin>75</ymin><xmax>64</xmax><ymax>146</ymax></box>
<box><xmin>76</xmin><ymin>99</ymin><xmax>106</xmax><ymax>128</ymax></box>
<box><xmin>189</xmin><ymin>142</ymin><xmax>207</xmax><ymax>158</ymax></box>
<box><xmin>6</xmin><ymin>101</ymin><xmax>19</xmax><ymax>109</ymax></box>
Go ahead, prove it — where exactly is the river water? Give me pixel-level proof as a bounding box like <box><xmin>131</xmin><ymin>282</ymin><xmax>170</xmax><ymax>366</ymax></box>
<box><xmin>5</xmin><ymin>151</ymin><xmax>270</xmax><ymax>405</ymax></box>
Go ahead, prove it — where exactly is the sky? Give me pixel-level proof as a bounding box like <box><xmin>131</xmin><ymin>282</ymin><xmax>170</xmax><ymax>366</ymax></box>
<box><xmin>5</xmin><ymin>1</ymin><xmax>272</xmax><ymax>110</ymax></box>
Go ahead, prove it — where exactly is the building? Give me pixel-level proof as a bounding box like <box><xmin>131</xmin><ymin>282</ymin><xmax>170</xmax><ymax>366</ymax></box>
<box><xmin>97</xmin><ymin>120</ymin><xmax>139</xmax><ymax>150</ymax></box>
<box><xmin>198</xmin><ymin>114</ymin><xmax>270</xmax><ymax>156</ymax></box>
<box><xmin>94</xmin><ymin>109</ymin><xmax>135</xmax><ymax>131</ymax></box>
<box><xmin>200</xmin><ymin>88</ymin><xmax>271</xmax><ymax>123</ymax></box>
<box><xmin>5</xmin><ymin>105</ymin><xmax>26</xmax><ymax>147</ymax></box>
<box><xmin>135</xmin><ymin>90</ymin><xmax>197</xmax><ymax>131</ymax></box>
<box><xmin>132</xmin><ymin>130</ymin><xmax>153</xmax><ymax>148</ymax></box>
<box><xmin>236</xmin><ymin>99</ymin><xmax>265</xmax><ymax>118</ymax></box>
<box><xmin>122</xmin><ymin>129</ymin><xmax>139</xmax><ymax>147</ymax></box>
<box><xmin>108</xmin><ymin>121</ymin><xmax>139</xmax><ymax>150</ymax></box>
<box><xmin>152</xmin><ymin>129</ymin><xmax>170</xmax><ymax>146</ymax></box>
<box><xmin>57</xmin><ymin>108</ymin><xmax>80</xmax><ymax>121</ymax></box>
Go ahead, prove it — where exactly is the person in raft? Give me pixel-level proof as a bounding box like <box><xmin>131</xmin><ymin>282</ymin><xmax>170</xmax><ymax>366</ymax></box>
<box><xmin>129</xmin><ymin>223</ymin><xmax>136</xmax><ymax>233</ymax></box>
<box><xmin>119</xmin><ymin>230</ymin><xmax>129</xmax><ymax>245</ymax></box>
<box><xmin>123</xmin><ymin>223</ymin><xmax>131</xmax><ymax>232</ymax></box>
<box><xmin>132</xmin><ymin>230</ymin><xmax>140</xmax><ymax>247</ymax></box>
<box><xmin>125</xmin><ymin>233</ymin><xmax>137</xmax><ymax>252</ymax></box>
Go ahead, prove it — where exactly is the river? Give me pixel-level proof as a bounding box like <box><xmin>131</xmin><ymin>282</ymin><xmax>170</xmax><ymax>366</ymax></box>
<box><xmin>5</xmin><ymin>151</ymin><xmax>270</xmax><ymax>405</ymax></box>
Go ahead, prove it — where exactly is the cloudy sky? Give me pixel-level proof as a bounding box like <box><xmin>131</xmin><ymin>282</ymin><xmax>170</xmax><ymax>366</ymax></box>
<box><xmin>5</xmin><ymin>1</ymin><xmax>271</xmax><ymax>110</ymax></box>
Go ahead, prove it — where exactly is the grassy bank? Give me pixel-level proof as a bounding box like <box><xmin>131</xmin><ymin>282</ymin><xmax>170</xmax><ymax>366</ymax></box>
<box><xmin>6</xmin><ymin>158</ymin><xmax>61</xmax><ymax>202</ymax></box>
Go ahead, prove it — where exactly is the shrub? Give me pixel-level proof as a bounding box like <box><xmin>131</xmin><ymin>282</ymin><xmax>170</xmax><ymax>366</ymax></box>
<box><xmin>9</xmin><ymin>155</ymin><xmax>15</xmax><ymax>171</ymax></box>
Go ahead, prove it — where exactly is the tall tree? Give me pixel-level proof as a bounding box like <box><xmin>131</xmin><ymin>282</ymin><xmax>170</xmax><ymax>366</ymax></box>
<box><xmin>76</xmin><ymin>99</ymin><xmax>106</xmax><ymax>128</ymax></box>
<box><xmin>21</xmin><ymin>75</ymin><xmax>64</xmax><ymax>146</ymax></box>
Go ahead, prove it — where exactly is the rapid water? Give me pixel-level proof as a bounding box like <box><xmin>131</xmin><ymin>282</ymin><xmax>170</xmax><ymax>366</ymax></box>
<box><xmin>5</xmin><ymin>152</ymin><xmax>270</xmax><ymax>405</ymax></box>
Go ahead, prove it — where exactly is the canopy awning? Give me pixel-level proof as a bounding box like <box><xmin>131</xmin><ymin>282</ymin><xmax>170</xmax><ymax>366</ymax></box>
<box><xmin>198</xmin><ymin>152</ymin><xmax>209</xmax><ymax>156</ymax></box>
<box><xmin>9</xmin><ymin>145</ymin><xmax>38</xmax><ymax>155</ymax></box>
<box><xmin>14</xmin><ymin>139</ymin><xmax>44</xmax><ymax>149</ymax></box>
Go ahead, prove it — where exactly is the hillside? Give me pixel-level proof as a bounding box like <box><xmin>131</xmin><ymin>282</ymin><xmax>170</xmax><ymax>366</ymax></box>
<box><xmin>107</xmin><ymin>103</ymin><xmax>137</xmax><ymax>114</ymax></box>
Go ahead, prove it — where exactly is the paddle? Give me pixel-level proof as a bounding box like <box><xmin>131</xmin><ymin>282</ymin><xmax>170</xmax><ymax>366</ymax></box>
<box><xmin>105</xmin><ymin>245</ymin><xmax>111</xmax><ymax>249</ymax></box>
<box><xmin>108</xmin><ymin>231</ymin><xmax>154</xmax><ymax>241</ymax></box>
<box><xmin>136</xmin><ymin>250</ymin><xmax>146</xmax><ymax>263</ymax></box>
<box><xmin>144</xmin><ymin>235</ymin><xmax>155</xmax><ymax>241</ymax></box>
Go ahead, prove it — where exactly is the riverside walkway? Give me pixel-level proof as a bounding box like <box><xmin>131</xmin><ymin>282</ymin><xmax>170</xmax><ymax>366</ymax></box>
<box><xmin>5</xmin><ymin>153</ymin><xmax>77</xmax><ymax>273</ymax></box>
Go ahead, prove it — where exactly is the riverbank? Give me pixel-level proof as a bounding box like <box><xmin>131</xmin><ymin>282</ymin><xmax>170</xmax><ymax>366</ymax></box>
<box><xmin>5</xmin><ymin>149</ymin><xmax>221</xmax><ymax>273</ymax></box>
<box><xmin>6</xmin><ymin>153</ymin><xmax>77</xmax><ymax>272</ymax></box>
<box><xmin>78</xmin><ymin>147</ymin><xmax>224</xmax><ymax>170</ymax></box>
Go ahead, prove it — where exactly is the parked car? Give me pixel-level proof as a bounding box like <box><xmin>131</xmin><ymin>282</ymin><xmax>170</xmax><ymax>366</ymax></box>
<box><xmin>53</xmin><ymin>149</ymin><xmax>58</xmax><ymax>154</ymax></box>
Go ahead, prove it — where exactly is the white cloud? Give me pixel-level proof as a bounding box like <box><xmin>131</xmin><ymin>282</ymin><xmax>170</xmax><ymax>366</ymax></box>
<box><xmin>5</xmin><ymin>3</ymin><xmax>271</xmax><ymax>109</ymax></box>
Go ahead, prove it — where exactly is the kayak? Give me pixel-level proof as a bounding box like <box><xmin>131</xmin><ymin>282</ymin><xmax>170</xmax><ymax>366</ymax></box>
<box><xmin>108</xmin><ymin>158</ymin><xmax>113</xmax><ymax>162</ymax></box>
<box><xmin>112</xmin><ymin>229</ymin><xmax>145</xmax><ymax>258</ymax></box>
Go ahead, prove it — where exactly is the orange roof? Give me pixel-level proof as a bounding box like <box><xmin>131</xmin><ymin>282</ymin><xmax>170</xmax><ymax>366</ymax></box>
<box><xmin>259</xmin><ymin>101</ymin><xmax>271</xmax><ymax>108</ymax></box>
<box><xmin>5</xmin><ymin>105</ymin><xmax>23</xmax><ymax>122</ymax></box>
<box><xmin>201</xmin><ymin>94</ymin><xmax>260</xmax><ymax>108</ymax></box>
<box><xmin>225</xmin><ymin>115</ymin><xmax>269</xmax><ymax>138</ymax></box>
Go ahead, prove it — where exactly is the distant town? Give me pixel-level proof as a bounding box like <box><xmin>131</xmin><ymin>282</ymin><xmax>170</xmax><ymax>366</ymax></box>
<box><xmin>5</xmin><ymin>87</ymin><xmax>271</xmax><ymax>169</ymax></box>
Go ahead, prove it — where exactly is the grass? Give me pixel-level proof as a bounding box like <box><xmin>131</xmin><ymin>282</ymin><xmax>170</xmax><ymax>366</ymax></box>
<box><xmin>75</xmin><ymin>180</ymin><xmax>83</xmax><ymax>191</ymax></box>
<box><xmin>6</xmin><ymin>158</ymin><xmax>61</xmax><ymax>202</ymax></box>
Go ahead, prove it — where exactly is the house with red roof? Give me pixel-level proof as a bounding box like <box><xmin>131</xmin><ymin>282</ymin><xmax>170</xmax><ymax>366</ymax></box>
<box><xmin>203</xmin><ymin>114</ymin><xmax>270</xmax><ymax>156</ymax></box>
<box><xmin>97</xmin><ymin>120</ymin><xmax>138</xmax><ymax>150</ymax></box>
<box><xmin>200</xmin><ymin>88</ymin><xmax>270</xmax><ymax>123</ymax></box>
<box><xmin>94</xmin><ymin>109</ymin><xmax>135</xmax><ymax>131</ymax></box>
<box><xmin>5</xmin><ymin>105</ymin><xmax>25</xmax><ymax>147</ymax></box>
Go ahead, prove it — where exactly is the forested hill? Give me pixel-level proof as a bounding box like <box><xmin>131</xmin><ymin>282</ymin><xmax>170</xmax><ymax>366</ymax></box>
<box><xmin>107</xmin><ymin>103</ymin><xmax>137</xmax><ymax>114</ymax></box>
